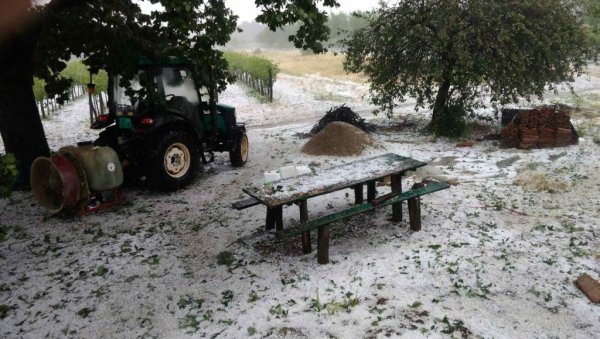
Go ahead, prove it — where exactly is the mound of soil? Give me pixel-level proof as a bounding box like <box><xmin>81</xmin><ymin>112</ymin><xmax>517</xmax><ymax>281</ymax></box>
<box><xmin>301</xmin><ymin>121</ymin><xmax>374</xmax><ymax>156</ymax></box>
<box><xmin>309</xmin><ymin>105</ymin><xmax>375</xmax><ymax>135</ymax></box>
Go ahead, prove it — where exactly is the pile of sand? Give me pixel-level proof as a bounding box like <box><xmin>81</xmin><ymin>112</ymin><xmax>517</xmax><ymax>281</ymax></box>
<box><xmin>301</xmin><ymin>121</ymin><xmax>374</xmax><ymax>156</ymax></box>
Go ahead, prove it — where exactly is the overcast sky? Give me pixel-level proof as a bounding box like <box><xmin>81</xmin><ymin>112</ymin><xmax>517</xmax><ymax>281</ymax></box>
<box><xmin>225</xmin><ymin>0</ymin><xmax>380</xmax><ymax>23</ymax></box>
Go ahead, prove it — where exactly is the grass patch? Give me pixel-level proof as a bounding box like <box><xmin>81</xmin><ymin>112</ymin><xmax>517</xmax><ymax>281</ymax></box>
<box><xmin>256</xmin><ymin>50</ymin><xmax>366</xmax><ymax>82</ymax></box>
<box><xmin>514</xmin><ymin>171</ymin><xmax>567</xmax><ymax>193</ymax></box>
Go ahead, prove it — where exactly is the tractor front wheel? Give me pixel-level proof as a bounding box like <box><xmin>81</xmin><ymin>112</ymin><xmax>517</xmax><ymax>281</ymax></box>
<box><xmin>229</xmin><ymin>132</ymin><xmax>249</xmax><ymax>167</ymax></box>
<box><xmin>149</xmin><ymin>130</ymin><xmax>199</xmax><ymax>191</ymax></box>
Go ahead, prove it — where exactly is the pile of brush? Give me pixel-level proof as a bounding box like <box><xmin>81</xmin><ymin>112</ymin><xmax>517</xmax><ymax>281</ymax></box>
<box><xmin>309</xmin><ymin>105</ymin><xmax>375</xmax><ymax>135</ymax></box>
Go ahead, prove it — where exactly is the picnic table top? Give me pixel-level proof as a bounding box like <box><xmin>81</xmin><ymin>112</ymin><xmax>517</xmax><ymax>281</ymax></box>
<box><xmin>243</xmin><ymin>153</ymin><xmax>427</xmax><ymax>207</ymax></box>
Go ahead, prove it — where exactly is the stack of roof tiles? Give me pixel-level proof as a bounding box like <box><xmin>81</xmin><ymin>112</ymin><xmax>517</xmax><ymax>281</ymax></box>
<box><xmin>501</xmin><ymin>107</ymin><xmax>578</xmax><ymax>149</ymax></box>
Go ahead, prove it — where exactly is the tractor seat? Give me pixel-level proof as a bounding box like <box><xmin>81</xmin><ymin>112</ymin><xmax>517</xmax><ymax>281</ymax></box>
<box><xmin>165</xmin><ymin>96</ymin><xmax>193</xmax><ymax>116</ymax></box>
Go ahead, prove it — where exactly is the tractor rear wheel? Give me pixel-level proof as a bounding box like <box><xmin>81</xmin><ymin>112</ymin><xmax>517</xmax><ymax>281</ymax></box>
<box><xmin>229</xmin><ymin>132</ymin><xmax>249</xmax><ymax>167</ymax></box>
<box><xmin>148</xmin><ymin>130</ymin><xmax>199</xmax><ymax>191</ymax></box>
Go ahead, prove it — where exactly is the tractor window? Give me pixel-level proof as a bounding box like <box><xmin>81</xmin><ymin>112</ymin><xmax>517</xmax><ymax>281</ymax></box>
<box><xmin>159</xmin><ymin>67</ymin><xmax>200</xmax><ymax>104</ymax></box>
<box><xmin>159</xmin><ymin>67</ymin><xmax>200</xmax><ymax>116</ymax></box>
<box><xmin>113</xmin><ymin>75</ymin><xmax>142</xmax><ymax>112</ymax></box>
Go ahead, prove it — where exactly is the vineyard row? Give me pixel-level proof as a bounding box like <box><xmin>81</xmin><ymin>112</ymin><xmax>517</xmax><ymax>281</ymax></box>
<box><xmin>224</xmin><ymin>52</ymin><xmax>278</xmax><ymax>102</ymax></box>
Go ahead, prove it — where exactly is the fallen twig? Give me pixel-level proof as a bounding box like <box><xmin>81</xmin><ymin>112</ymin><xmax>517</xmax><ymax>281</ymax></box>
<box><xmin>482</xmin><ymin>205</ymin><xmax>529</xmax><ymax>216</ymax></box>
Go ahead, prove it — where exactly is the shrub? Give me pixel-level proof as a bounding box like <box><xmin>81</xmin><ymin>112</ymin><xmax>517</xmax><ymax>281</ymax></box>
<box><xmin>0</xmin><ymin>154</ymin><xmax>18</xmax><ymax>198</ymax></box>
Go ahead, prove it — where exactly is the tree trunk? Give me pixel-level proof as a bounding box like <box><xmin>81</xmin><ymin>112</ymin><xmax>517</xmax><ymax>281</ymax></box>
<box><xmin>0</xmin><ymin>26</ymin><xmax>50</xmax><ymax>187</ymax></box>
<box><xmin>430</xmin><ymin>78</ymin><xmax>451</xmax><ymax>130</ymax></box>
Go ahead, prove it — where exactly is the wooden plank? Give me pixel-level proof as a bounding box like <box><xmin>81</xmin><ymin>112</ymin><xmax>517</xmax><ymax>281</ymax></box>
<box><xmin>299</xmin><ymin>200</ymin><xmax>311</xmax><ymax>254</ymax></box>
<box><xmin>243</xmin><ymin>153</ymin><xmax>427</xmax><ymax>208</ymax></box>
<box><xmin>277</xmin><ymin>182</ymin><xmax>450</xmax><ymax>239</ymax></box>
<box><xmin>575</xmin><ymin>274</ymin><xmax>600</xmax><ymax>304</ymax></box>
<box><xmin>232</xmin><ymin>197</ymin><xmax>261</xmax><ymax>210</ymax></box>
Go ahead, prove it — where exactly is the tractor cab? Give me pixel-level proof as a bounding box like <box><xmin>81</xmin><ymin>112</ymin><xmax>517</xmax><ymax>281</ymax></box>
<box><xmin>92</xmin><ymin>57</ymin><xmax>248</xmax><ymax>191</ymax></box>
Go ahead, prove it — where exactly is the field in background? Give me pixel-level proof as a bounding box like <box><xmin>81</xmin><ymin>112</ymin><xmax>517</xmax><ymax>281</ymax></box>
<box><xmin>252</xmin><ymin>50</ymin><xmax>366</xmax><ymax>82</ymax></box>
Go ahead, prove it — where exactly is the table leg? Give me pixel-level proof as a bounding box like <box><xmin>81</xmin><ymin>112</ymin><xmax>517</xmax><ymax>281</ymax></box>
<box><xmin>317</xmin><ymin>225</ymin><xmax>330</xmax><ymax>264</ymax></box>
<box><xmin>354</xmin><ymin>185</ymin><xmax>364</xmax><ymax>205</ymax></box>
<box><xmin>367</xmin><ymin>181</ymin><xmax>376</xmax><ymax>202</ymax></box>
<box><xmin>299</xmin><ymin>200</ymin><xmax>311</xmax><ymax>254</ymax></box>
<box><xmin>275</xmin><ymin>206</ymin><xmax>283</xmax><ymax>231</ymax></box>
<box><xmin>266</xmin><ymin>207</ymin><xmax>276</xmax><ymax>230</ymax></box>
<box><xmin>408</xmin><ymin>197</ymin><xmax>421</xmax><ymax>231</ymax></box>
<box><xmin>391</xmin><ymin>174</ymin><xmax>403</xmax><ymax>222</ymax></box>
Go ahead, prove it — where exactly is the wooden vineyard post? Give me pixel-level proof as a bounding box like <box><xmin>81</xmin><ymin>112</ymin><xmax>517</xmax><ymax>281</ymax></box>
<box><xmin>391</xmin><ymin>174</ymin><xmax>402</xmax><ymax>222</ymax></box>
<box><xmin>299</xmin><ymin>200</ymin><xmax>311</xmax><ymax>254</ymax></box>
<box><xmin>268</xmin><ymin>67</ymin><xmax>273</xmax><ymax>102</ymax></box>
<box><xmin>39</xmin><ymin>100</ymin><xmax>45</xmax><ymax>119</ymax></box>
<box><xmin>317</xmin><ymin>225</ymin><xmax>330</xmax><ymax>264</ymax></box>
<box><xmin>99</xmin><ymin>92</ymin><xmax>105</xmax><ymax>115</ymax></box>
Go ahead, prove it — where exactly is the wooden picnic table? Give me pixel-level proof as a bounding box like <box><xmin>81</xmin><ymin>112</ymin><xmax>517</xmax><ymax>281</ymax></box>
<box><xmin>242</xmin><ymin>153</ymin><xmax>436</xmax><ymax>264</ymax></box>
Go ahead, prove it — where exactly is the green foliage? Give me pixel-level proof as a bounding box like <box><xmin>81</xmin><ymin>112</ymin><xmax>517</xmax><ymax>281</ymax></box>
<box><xmin>60</xmin><ymin>60</ymin><xmax>89</xmax><ymax>85</ymax></box>
<box><xmin>1</xmin><ymin>0</ymin><xmax>338</xmax><ymax>172</ymax></box>
<box><xmin>32</xmin><ymin>78</ymin><xmax>46</xmax><ymax>101</ymax></box>
<box><xmin>434</xmin><ymin>104</ymin><xmax>467</xmax><ymax>138</ymax></box>
<box><xmin>344</xmin><ymin>0</ymin><xmax>592</xmax><ymax>136</ymax></box>
<box><xmin>61</xmin><ymin>60</ymin><xmax>108</xmax><ymax>91</ymax></box>
<box><xmin>584</xmin><ymin>0</ymin><xmax>600</xmax><ymax>55</ymax></box>
<box><xmin>32</xmin><ymin>60</ymin><xmax>107</xmax><ymax>101</ymax></box>
<box><xmin>28</xmin><ymin>1</ymin><xmax>336</xmax><ymax>103</ymax></box>
<box><xmin>255</xmin><ymin>0</ymin><xmax>340</xmax><ymax>53</ymax></box>
<box><xmin>224</xmin><ymin>52</ymin><xmax>279</xmax><ymax>84</ymax></box>
<box><xmin>0</xmin><ymin>154</ymin><xmax>18</xmax><ymax>198</ymax></box>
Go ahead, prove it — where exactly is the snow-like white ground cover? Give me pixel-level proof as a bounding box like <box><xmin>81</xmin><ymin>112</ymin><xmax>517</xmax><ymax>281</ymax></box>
<box><xmin>0</xmin><ymin>71</ymin><xmax>599</xmax><ymax>338</ymax></box>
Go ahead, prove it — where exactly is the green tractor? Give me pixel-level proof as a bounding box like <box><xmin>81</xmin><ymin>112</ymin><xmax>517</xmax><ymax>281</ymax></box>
<box><xmin>92</xmin><ymin>57</ymin><xmax>248</xmax><ymax>191</ymax></box>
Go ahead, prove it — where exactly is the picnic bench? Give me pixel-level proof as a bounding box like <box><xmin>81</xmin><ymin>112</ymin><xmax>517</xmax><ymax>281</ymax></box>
<box><xmin>236</xmin><ymin>153</ymin><xmax>450</xmax><ymax>264</ymax></box>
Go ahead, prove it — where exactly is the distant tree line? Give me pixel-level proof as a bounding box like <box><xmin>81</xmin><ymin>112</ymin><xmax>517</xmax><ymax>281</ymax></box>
<box><xmin>584</xmin><ymin>0</ymin><xmax>600</xmax><ymax>53</ymax></box>
<box><xmin>229</xmin><ymin>12</ymin><xmax>367</xmax><ymax>50</ymax></box>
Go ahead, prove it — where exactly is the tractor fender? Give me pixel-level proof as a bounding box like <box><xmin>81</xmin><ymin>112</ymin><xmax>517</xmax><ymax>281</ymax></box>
<box><xmin>229</xmin><ymin>124</ymin><xmax>247</xmax><ymax>151</ymax></box>
<box><xmin>138</xmin><ymin>114</ymin><xmax>203</xmax><ymax>141</ymax></box>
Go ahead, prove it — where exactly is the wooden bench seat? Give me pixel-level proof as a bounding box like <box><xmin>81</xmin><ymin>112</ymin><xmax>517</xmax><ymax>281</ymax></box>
<box><xmin>231</xmin><ymin>196</ymin><xmax>261</xmax><ymax>210</ymax></box>
<box><xmin>276</xmin><ymin>181</ymin><xmax>450</xmax><ymax>263</ymax></box>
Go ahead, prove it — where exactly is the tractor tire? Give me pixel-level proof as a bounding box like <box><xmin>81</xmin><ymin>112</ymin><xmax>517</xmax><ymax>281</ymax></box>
<box><xmin>148</xmin><ymin>130</ymin><xmax>199</xmax><ymax>191</ymax></box>
<box><xmin>229</xmin><ymin>132</ymin><xmax>249</xmax><ymax>167</ymax></box>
